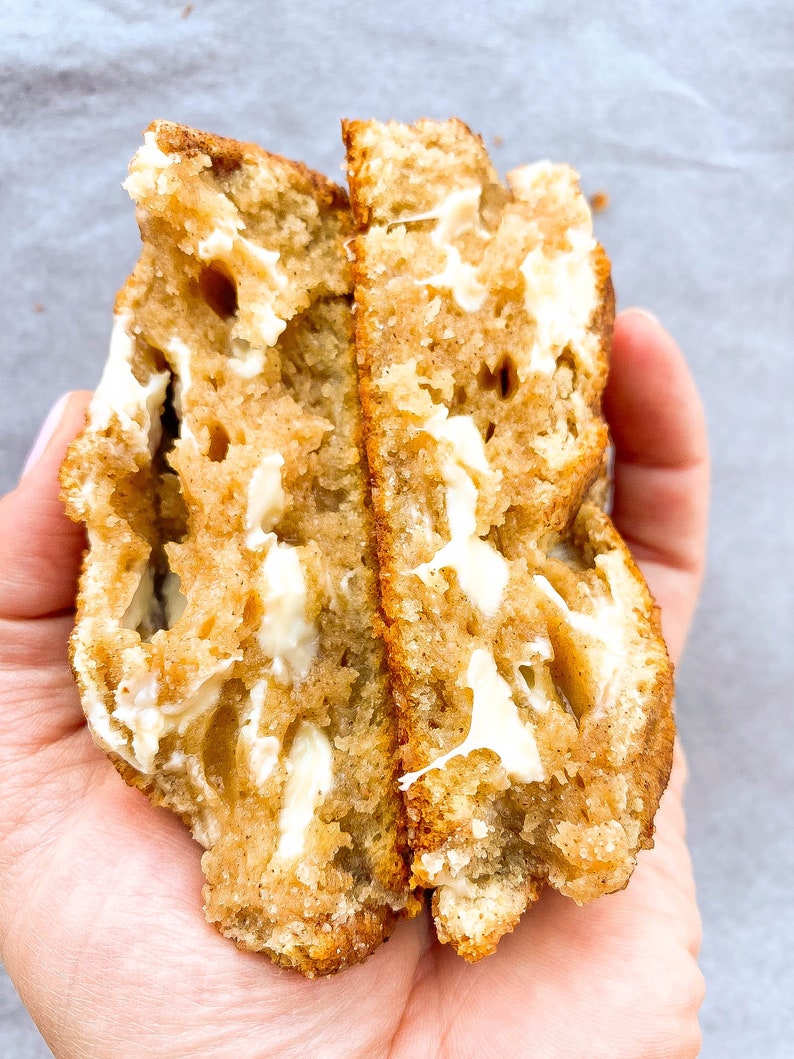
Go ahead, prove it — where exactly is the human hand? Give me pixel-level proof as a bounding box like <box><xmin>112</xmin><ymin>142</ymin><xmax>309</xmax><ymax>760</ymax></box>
<box><xmin>0</xmin><ymin>308</ymin><xmax>707</xmax><ymax>1058</ymax></box>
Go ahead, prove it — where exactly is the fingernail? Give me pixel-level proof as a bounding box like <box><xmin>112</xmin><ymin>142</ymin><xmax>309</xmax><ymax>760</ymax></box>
<box><xmin>619</xmin><ymin>306</ymin><xmax>660</xmax><ymax>326</ymax></box>
<box><xmin>21</xmin><ymin>393</ymin><xmax>72</xmax><ymax>479</ymax></box>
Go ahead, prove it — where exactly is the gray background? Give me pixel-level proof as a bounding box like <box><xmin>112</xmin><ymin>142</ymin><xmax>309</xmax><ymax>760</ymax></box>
<box><xmin>1</xmin><ymin>1</ymin><xmax>792</xmax><ymax>1055</ymax></box>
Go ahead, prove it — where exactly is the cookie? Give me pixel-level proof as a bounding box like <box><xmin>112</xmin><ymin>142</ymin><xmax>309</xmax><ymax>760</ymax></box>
<box><xmin>61</xmin><ymin>121</ymin><xmax>416</xmax><ymax>976</ymax></box>
<box><xmin>344</xmin><ymin>117</ymin><xmax>674</xmax><ymax>959</ymax></box>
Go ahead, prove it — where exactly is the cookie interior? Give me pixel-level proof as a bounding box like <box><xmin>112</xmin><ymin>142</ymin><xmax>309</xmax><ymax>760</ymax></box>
<box><xmin>61</xmin><ymin>121</ymin><xmax>416</xmax><ymax>976</ymax></box>
<box><xmin>344</xmin><ymin>117</ymin><xmax>674</xmax><ymax>959</ymax></box>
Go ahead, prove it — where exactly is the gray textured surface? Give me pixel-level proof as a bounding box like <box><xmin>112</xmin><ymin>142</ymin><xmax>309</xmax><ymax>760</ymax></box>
<box><xmin>1</xmin><ymin>1</ymin><xmax>792</xmax><ymax>1056</ymax></box>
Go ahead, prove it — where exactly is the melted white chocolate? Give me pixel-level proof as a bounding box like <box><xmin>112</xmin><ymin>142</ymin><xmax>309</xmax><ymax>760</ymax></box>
<box><xmin>197</xmin><ymin>223</ymin><xmax>288</xmax><ymax>347</ymax></box>
<box><xmin>509</xmin><ymin>163</ymin><xmax>599</xmax><ymax>380</ymax></box>
<box><xmin>122</xmin><ymin>130</ymin><xmax>177</xmax><ymax>199</ymax></box>
<box><xmin>228</xmin><ymin>338</ymin><xmax>266</xmax><ymax>379</ymax></box>
<box><xmin>275</xmin><ymin>722</ymin><xmax>334</xmax><ymax>861</ymax></box>
<box><xmin>399</xmin><ymin>648</ymin><xmax>543</xmax><ymax>790</ymax></box>
<box><xmin>245</xmin><ymin>453</ymin><xmax>286</xmax><ymax>550</ymax></box>
<box><xmin>165</xmin><ymin>336</ymin><xmax>194</xmax><ymax>420</ymax></box>
<box><xmin>394</xmin><ymin>185</ymin><xmax>490</xmax><ymax>311</ymax></box>
<box><xmin>533</xmin><ymin>573</ymin><xmax>625</xmax><ymax>712</ymax></box>
<box><xmin>197</xmin><ymin>220</ymin><xmax>239</xmax><ymax>261</ymax></box>
<box><xmin>257</xmin><ymin>541</ymin><xmax>317</xmax><ymax>680</ymax></box>
<box><xmin>238</xmin><ymin>679</ymin><xmax>281</xmax><ymax>788</ymax></box>
<box><xmin>89</xmin><ymin>312</ymin><xmax>169</xmax><ymax>454</ymax></box>
<box><xmin>97</xmin><ymin>651</ymin><xmax>239</xmax><ymax>774</ymax></box>
<box><xmin>412</xmin><ymin>409</ymin><xmax>508</xmax><ymax>616</ymax></box>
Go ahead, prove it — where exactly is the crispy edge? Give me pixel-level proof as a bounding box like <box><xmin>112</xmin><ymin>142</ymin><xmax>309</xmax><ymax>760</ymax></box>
<box><xmin>152</xmin><ymin>118</ymin><xmax>350</xmax><ymax>211</ymax></box>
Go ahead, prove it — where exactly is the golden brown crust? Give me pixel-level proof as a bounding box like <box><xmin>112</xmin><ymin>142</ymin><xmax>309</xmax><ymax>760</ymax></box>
<box><xmin>153</xmin><ymin>119</ymin><xmax>349</xmax><ymax>209</ymax></box>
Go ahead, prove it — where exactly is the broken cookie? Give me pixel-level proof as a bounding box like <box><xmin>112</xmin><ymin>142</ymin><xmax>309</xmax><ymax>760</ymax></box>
<box><xmin>344</xmin><ymin>117</ymin><xmax>674</xmax><ymax>960</ymax></box>
<box><xmin>61</xmin><ymin>121</ymin><xmax>417</xmax><ymax>977</ymax></box>
<box><xmin>62</xmin><ymin>117</ymin><xmax>675</xmax><ymax>973</ymax></box>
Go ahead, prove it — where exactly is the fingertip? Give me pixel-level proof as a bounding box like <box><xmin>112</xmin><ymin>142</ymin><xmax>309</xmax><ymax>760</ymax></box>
<box><xmin>604</xmin><ymin>311</ymin><xmax>709</xmax><ymax>660</ymax></box>
<box><xmin>0</xmin><ymin>392</ymin><xmax>92</xmax><ymax>619</ymax></box>
<box><xmin>20</xmin><ymin>393</ymin><xmax>73</xmax><ymax>480</ymax></box>
<box><xmin>18</xmin><ymin>391</ymin><xmax>93</xmax><ymax>487</ymax></box>
<box><xmin>607</xmin><ymin>310</ymin><xmax>708</xmax><ymax>470</ymax></box>
<box><xmin>618</xmin><ymin>306</ymin><xmax>660</xmax><ymax>328</ymax></box>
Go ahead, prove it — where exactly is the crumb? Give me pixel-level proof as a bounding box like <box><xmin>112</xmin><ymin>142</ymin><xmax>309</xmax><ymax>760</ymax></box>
<box><xmin>33</xmin><ymin>303</ymin><xmax>44</xmax><ymax>313</ymax></box>
<box><xmin>181</xmin><ymin>2</ymin><xmax>193</xmax><ymax>16</ymax></box>
<box><xmin>492</xmin><ymin>134</ymin><xmax>504</xmax><ymax>148</ymax></box>
<box><xmin>590</xmin><ymin>190</ymin><xmax>609</xmax><ymax>213</ymax></box>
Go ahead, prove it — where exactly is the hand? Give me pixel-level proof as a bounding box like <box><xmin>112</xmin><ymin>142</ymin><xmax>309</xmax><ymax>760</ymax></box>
<box><xmin>0</xmin><ymin>309</ymin><xmax>707</xmax><ymax>1058</ymax></box>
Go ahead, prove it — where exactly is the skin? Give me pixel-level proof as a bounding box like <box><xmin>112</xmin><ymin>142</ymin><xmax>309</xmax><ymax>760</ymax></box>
<box><xmin>0</xmin><ymin>309</ymin><xmax>708</xmax><ymax>1058</ymax></box>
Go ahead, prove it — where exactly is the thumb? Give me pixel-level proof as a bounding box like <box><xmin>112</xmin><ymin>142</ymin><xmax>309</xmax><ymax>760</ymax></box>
<box><xmin>604</xmin><ymin>311</ymin><xmax>709</xmax><ymax>664</ymax></box>
<box><xmin>0</xmin><ymin>392</ymin><xmax>92</xmax><ymax>620</ymax></box>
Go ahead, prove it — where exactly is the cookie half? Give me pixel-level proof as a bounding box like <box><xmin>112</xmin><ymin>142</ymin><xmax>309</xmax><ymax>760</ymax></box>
<box><xmin>61</xmin><ymin>121</ymin><xmax>416</xmax><ymax>976</ymax></box>
<box><xmin>344</xmin><ymin>117</ymin><xmax>675</xmax><ymax>959</ymax></box>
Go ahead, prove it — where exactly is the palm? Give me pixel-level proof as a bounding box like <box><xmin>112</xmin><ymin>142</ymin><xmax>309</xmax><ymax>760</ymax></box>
<box><xmin>0</xmin><ymin>312</ymin><xmax>707</xmax><ymax>1058</ymax></box>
